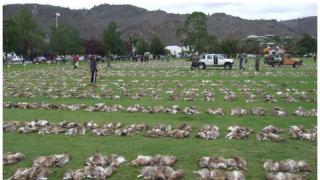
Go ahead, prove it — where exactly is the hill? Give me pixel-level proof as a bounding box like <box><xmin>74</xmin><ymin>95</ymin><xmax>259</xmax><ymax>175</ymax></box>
<box><xmin>3</xmin><ymin>4</ymin><xmax>317</xmax><ymax>45</ymax></box>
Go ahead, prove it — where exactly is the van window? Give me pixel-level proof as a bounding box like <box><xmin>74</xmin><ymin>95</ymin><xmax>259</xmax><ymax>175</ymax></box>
<box><xmin>207</xmin><ymin>55</ymin><xmax>212</xmax><ymax>59</ymax></box>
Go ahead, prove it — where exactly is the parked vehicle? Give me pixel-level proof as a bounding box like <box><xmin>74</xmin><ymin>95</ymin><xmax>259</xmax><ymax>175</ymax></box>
<box><xmin>264</xmin><ymin>54</ymin><xmax>302</xmax><ymax>68</ymax></box>
<box><xmin>199</xmin><ymin>54</ymin><xmax>234</xmax><ymax>70</ymax></box>
<box><xmin>11</xmin><ymin>55</ymin><xmax>23</xmax><ymax>63</ymax></box>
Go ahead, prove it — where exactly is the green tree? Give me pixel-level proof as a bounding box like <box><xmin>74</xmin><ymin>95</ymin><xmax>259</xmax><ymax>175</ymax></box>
<box><xmin>219</xmin><ymin>38</ymin><xmax>240</xmax><ymax>58</ymax></box>
<box><xmin>177</xmin><ymin>12</ymin><xmax>208</xmax><ymax>53</ymax></box>
<box><xmin>269</xmin><ymin>35</ymin><xmax>281</xmax><ymax>44</ymax></box>
<box><xmin>282</xmin><ymin>37</ymin><xmax>296</xmax><ymax>54</ymax></box>
<box><xmin>240</xmin><ymin>38</ymin><xmax>260</xmax><ymax>54</ymax></box>
<box><xmin>50</xmin><ymin>24</ymin><xmax>83</xmax><ymax>54</ymax></box>
<box><xmin>295</xmin><ymin>33</ymin><xmax>317</xmax><ymax>56</ymax></box>
<box><xmin>150</xmin><ymin>36</ymin><xmax>165</xmax><ymax>55</ymax></box>
<box><xmin>135</xmin><ymin>38</ymin><xmax>149</xmax><ymax>55</ymax></box>
<box><xmin>102</xmin><ymin>21</ymin><xmax>126</xmax><ymax>55</ymax></box>
<box><xmin>3</xmin><ymin>9</ymin><xmax>44</xmax><ymax>56</ymax></box>
<box><xmin>204</xmin><ymin>35</ymin><xmax>219</xmax><ymax>52</ymax></box>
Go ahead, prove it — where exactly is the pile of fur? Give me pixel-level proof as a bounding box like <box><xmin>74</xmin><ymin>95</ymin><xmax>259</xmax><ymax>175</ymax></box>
<box><xmin>263</xmin><ymin>94</ymin><xmax>278</xmax><ymax>102</ymax></box>
<box><xmin>198</xmin><ymin>156</ymin><xmax>247</xmax><ymax>170</ymax></box>
<box><xmin>63</xmin><ymin>152</ymin><xmax>125</xmax><ymax>179</ymax></box>
<box><xmin>194</xmin><ymin>169</ymin><xmax>245</xmax><ymax>180</ymax></box>
<box><xmin>92</xmin><ymin>123</ymin><xmax>148</xmax><ymax>137</ymax></box>
<box><xmin>131</xmin><ymin>155</ymin><xmax>184</xmax><ymax>180</ymax></box>
<box><xmin>137</xmin><ymin>165</ymin><xmax>184</xmax><ymax>180</ymax></box>
<box><xmin>266</xmin><ymin>172</ymin><xmax>307</xmax><ymax>180</ymax></box>
<box><xmin>197</xmin><ymin>124</ymin><xmax>220</xmax><ymax>140</ymax></box>
<box><xmin>195</xmin><ymin>155</ymin><xmax>246</xmax><ymax>180</ymax></box>
<box><xmin>251</xmin><ymin>107</ymin><xmax>266</xmax><ymax>116</ymax></box>
<box><xmin>224</xmin><ymin>93</ymin><xmax>237</xmax><ymax>101</ymax></box>
<box><xmin>3</xmin><ymin>152</ymin><xmax>25</xmax><ymax>165</ymax></box>
<box><xmin>9</xmin><ymin>154</ymin><xmax>69</xmax><ymax>179</ymax></box>
<box><xmin>131</xmin><ymin>154</ymin><xmax>177</xmax><ymax>166</ymax></box>
<box><xmin>164</xmin><ymin>105</ymin><xmax>181</xmax><ymax>114</ymax></box>
<box><xmin>207</xmin><ymin>107</ymin><xmax>224</xmax><ymax>115</ymax></box>
<box><xmin>65</xmin><ymin>126</ymin><xmax>86</xmax><ymax>136</ymax></box>
<box><xmin>256</xmin><ymin>125</ymin><xmax>284</xmax><ymax>142</ymax></box>
<box><xmin>166</xmin><ymin>123</ymin><xmax>192</xmax><ymax>139</ymax></box>
<box><xmin>183</xmin><ymin>106</ymin><xmax>200</xmax><ymax>115</ymax></box>
<box><xmin>18</xmin><ymin>120</ymin><xmax>50</xmax><ymax>134</ymax></box>
<box><xmin>147</xmin><ymin>106</ymin><xmax>164</xmax><ymax>114</ymax></box>
<box><xmin>144</xmin><ymin>124</ymin><xmax>172</xmax><ymax>138</ymax></box>
<box><xmin>230</xmin><ymin>108</ymin><xmax>247</xmax><ymax>116</ymax></box>
<box><xmin>32</xmin><ymin>153</ymin><xmax>70</xmax><ymax>167</ymax></box>
<box><xmin>226</xmin><ymin>126</ymin><xmax>254</xmax><ymax>139</ymax></box>
<box><xmin>203</xmin><ymin>90</ymin><xmax>215</xmax><ymax>102</ymax></box>
<box><xmin>294</xmin><ymin>107</ymin><xmax>316</xmax><ymax>117</ymax></box>
<box><xmin>144</xmin><ymin>124</ymin><xmax>191</xmax><ymax>139</ymax></box>
<box><xmin>245</xmin><ymin>94</ymin><xmax>256</xmax><ymax>103</ymax></box>
<box><xmin>84</xmin><ymin>103</ymin><xmax>123</xmax><ymax>112</ymax></box>
<box><xmin>114</xmin><ymin>123</ymin><xmax>149</xmax><ymax>136</ymax></box>
<box><xmin>8</xmin><ymin>165</ymin><xmax>51</xmax><ymax>180</ymax></box>
<box><xmin>3</xmin><ymin>121</ymin><xmax>21</xmax><ymax>133</ymax></box>
<box><xmin>126</xmin><ymin>104</ymin><xmax>145</xmax><ymax>113</ymax></box>
<box><xmin>263</xmin><ymin>159</ymin><xmax>311</xmax><ymax>172</ymax></box>
<box><xmin>272</xmin><ymin>107</ymin><xmax>287</xmax><ymax>117</ymax></box>
<box><xmin>289</xmin><ymin>125</ymin><xmax>317</xmax><ymax>141</ymax></box>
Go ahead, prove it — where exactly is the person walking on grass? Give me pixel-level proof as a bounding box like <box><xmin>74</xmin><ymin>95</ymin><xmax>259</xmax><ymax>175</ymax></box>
<box><xmin>73</xmin><ymin>54</ymin><xmax>80</xmax><ymax>69</ymax></box>
<box><xmin>90</xmin><ymin>56</ymin><xmax>98</xmax><ymax>84</ymax></box>
<box><xmin>255</xmin><ymin>54</ymin><xmax>260</xmax><ymax>71</ymax></box>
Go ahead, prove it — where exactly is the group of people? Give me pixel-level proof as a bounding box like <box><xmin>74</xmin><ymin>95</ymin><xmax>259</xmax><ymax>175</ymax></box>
<box><xmin>239</xmin><ymin>54</ymin><xmax>260</xmax><ymax>71</ymax></box>
<box><xmin>88</xmin><ymin>53</ymin><xmax>262</xmax><ymax>86</ymax></box>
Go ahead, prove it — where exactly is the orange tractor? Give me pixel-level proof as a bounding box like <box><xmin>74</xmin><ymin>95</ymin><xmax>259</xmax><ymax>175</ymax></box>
<box><xmin>263</xmin><ymin>48</ymin><xmax>302</xmax><ymax>68</ymax></box>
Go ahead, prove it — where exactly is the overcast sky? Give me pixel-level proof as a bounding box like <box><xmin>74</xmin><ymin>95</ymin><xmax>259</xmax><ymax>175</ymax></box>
<box><xmin>3</xmin><ymin>0</ymin><xmax>318</xmax><ymax>20</ymax></box>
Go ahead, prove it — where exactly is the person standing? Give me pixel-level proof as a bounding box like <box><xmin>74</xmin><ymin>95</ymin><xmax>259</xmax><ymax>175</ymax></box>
<box><xmin>191</xmin><ymin>53</ymin><xmax>199</xmax><ymax>70</ymax></box>
<box><xmin>255</xmin><ymin>54</ymin><xmax>260</xmax><ymax>71</ymax></box>
<box><xmin>73</xmin><ymin>55</ymin><xmax>76</xmax><ymax>69</ymax></box>
<box><xmin>239</xmin><ymin>54</ymin><xmax>245</xmax><ymax>70</ymax></box>
<box><xmin>90</xmin><ymin>56</ymin><xmax>98</xmax><ymax>84</ymax></box>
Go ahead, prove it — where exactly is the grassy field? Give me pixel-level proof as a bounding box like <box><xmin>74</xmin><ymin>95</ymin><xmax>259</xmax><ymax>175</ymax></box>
<box><xmin>3</xmin><ymin>58</ymin><xmax>317</xmax><ymax>179</ymax></box>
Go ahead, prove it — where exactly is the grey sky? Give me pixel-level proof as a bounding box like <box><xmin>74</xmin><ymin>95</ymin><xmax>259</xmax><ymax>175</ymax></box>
<box><xmin>3</xmin><ymin>0</ymin><xmax>318</xmax><ymax>20</ymax></box>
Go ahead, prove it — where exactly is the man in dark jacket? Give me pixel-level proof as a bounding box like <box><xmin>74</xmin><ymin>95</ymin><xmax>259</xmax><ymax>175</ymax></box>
<box><xmin>239</xmin><ymin>54</ymin><xmax>245</xmax><ymax>70</ymax></box>
<box><xmin>191</xmin><ymin>53</ymin><xmax>199</xmax><ymax>70</ymax></box>
<box><xmin>90</xmin><ymin>56</ymin><xmax>98</xmax><ymax>84</ymax></box>
<box><xmin>255</xmin><ymin>54</ymin><xmax>260</xmax><ymax>71</ymax></box>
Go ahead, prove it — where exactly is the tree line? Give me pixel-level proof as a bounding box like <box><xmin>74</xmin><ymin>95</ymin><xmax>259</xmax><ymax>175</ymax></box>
<box><xmin>3</xmin><ymin>9</ymin><xmax>166</xmax><ymax>58</ymax></box>
<box><xmin>3</xmin><ymin>9</ymin><xmax>317</xmax><ymax>58</ymax></box>
<box><xmin>176</xmin><ymin>12</ymin><xmax>317</xmax><ymax>57</ymax></box>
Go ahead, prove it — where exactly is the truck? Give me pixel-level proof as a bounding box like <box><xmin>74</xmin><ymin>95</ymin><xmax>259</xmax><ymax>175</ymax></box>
<box><xmin>198</xmin><ymin>54</ymin><xmax>234</xmax><ymax>70</ymax></box>
<box><xmin>264</xmin><ymin>54</ymin><xmax>302</xmax><ymax>68</ymax></box>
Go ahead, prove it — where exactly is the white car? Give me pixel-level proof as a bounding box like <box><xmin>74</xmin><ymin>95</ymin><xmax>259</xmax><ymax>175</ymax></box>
<box><xmin>11</xmin><ymin>55</ymin><xmax>24</xmax><ymax>64</ymax></box>
<box><xmin>199</xmin><ymin>54</ymin><xmax>234</xmax><ymax>70</ymax></box>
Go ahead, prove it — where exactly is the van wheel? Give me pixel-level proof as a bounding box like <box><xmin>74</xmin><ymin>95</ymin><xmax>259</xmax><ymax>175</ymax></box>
<box><xmin>224</xmin><ymin>63</ymin><xmax>232</xmax><ymax>70</ymax></box>
<box><xmin>293</xmin><ymin>63</ymin><xmax>296</xmax><ymax>68</ymax></box>
<box><xmin>199</xmin><ymin>63</ymin><xmax>206</xmax><ymax>69</ymax></box>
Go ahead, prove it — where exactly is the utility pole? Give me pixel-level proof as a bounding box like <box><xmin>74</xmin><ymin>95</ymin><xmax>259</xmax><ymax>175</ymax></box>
<box><xmin>55</xmin><ymin>12</ymin><xmax>60</xmax><ymax>29</ymax></box>
<box><xmin>131</xmin><ymin>34</ymin><xmax>135</xmax><ymax>57</ymax></box>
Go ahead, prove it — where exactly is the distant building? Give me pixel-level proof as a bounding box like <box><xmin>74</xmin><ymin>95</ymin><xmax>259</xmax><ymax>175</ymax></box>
<box><xmin>246</xmin><ymin>35</ymin><xmax>266</xmax><ymax>42</ymax></box>
<box><xmin>165</xmin><ymin>45</ymin><xmax>189</xmax><ymax>57</ymax></box>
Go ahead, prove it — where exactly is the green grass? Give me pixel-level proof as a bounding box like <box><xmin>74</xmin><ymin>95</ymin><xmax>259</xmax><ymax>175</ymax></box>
<box><xmin>3</xmin><ymin>58</ymin><xmax>317</xmax><ymax>179</ymax></box>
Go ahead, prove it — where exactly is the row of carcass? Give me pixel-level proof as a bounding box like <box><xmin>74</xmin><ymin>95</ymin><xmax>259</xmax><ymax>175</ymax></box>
<box><xmin>5</xmin><ymin>152</ymin><xmax>312</xmax><ymax>179</ymax></box>
<box><xmin>3</xmin><ymin>102</ymin><xmax>316</xmax><ymax>117</ymax></box>
<box><xmin>4</xmin><ymin>120</ymin><xmax>317</xmax><ymax>141</ymax></box>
